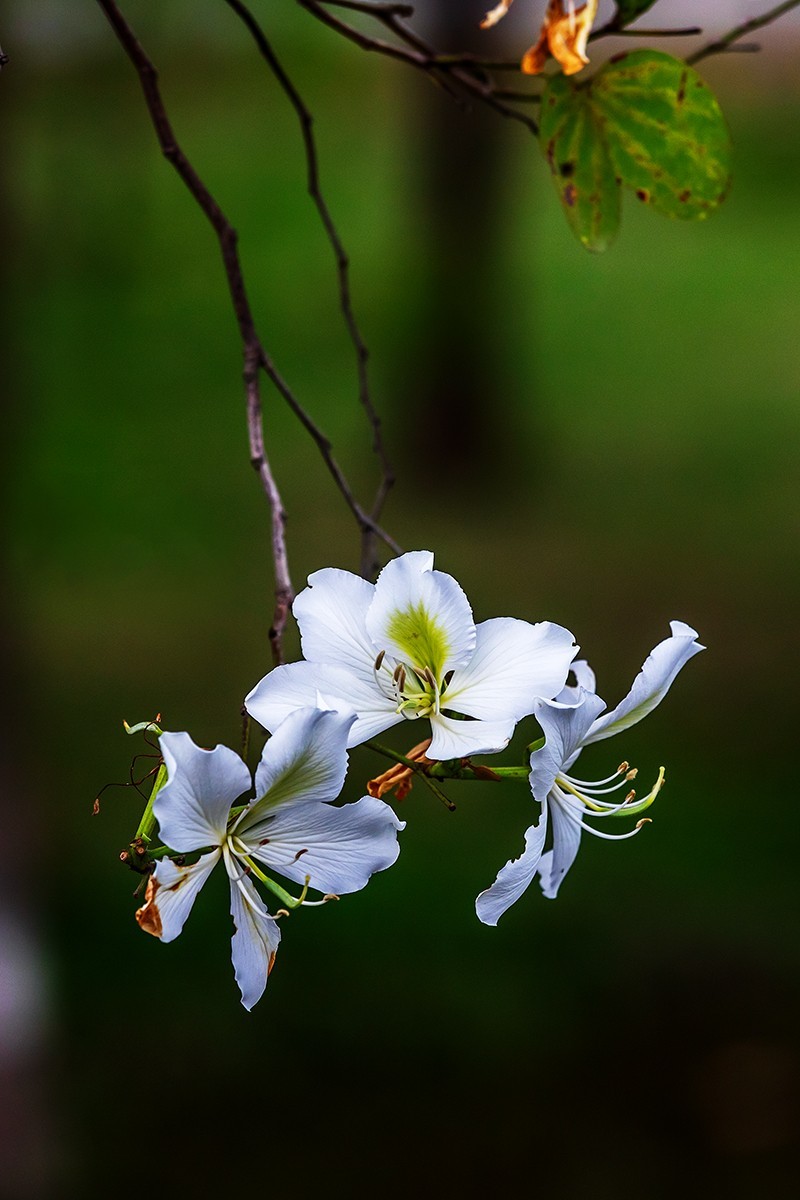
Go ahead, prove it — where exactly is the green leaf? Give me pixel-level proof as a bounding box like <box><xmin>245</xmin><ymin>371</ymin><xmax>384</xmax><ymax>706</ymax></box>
<box><xmin>590</xmin><ymin>50</ymin><xmax>732</xmax><ymax>220</ymax></box>
<box><xmin>539</xmin><ymin>74</ymin><xmax>621</xmax><ymax>253</ymax></box>
<box><xmin>614</xmin><ymin>0</ymin><xmax>659</xmax><ymax>25</ymax></box>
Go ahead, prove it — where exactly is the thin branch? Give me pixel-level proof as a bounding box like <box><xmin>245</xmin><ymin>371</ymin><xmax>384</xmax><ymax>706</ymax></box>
<box><xmin>97</xmin><ymin>0</ymin><xmax>402</xmax><ymax>660</ymax></box>
<box><xmin>687</xmin><ymin>0</ymin><xmax>800</xmax><ymax>66</ymax></box>
<box><xmin>224</xmin><ymin>0</ymin><xmax>395</xmax><ymax>580</ymax></box>
<box><xmin>297</xmin><ymin>0</ymin><xmax>541</xmax><ymax>135</ymax></box>
<box><xmin>96</xmin><ymin>0</ymin><xmax>294</xmax><ymax>665</ymax></box>
<box><xmin>591</xmin><ymin>25</ymin><xmax>702</xmax><ymax>41</ymax></box>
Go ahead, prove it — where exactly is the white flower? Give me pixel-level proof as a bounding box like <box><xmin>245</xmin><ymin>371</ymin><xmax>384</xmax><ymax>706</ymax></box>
<box><xmin>475</xmin><ymin>621</ymin><xmax>704</xmax><ymax>925</ymax></box>
<box><xmin>246</xmin><ymin>551</ymin><xmax>577</xmax><ymax>761</ymax></box>
<box><xmin>135</xmin><ymin>707</ymin><xmax>404</xmax><ymax>1009</ymax></box>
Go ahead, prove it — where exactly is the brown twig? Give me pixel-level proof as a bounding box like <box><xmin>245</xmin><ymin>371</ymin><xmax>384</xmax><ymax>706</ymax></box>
<box><xmin>298</xmin><ymin>0</ymin><xmax>541</xmax><ymax>135</ymax></box>
<box><xmin>97</xmin><ymin>0</ymin><xmax>402</xmax><ymax>668</ymax></box>
<box><xmin>96</xmin><ymin>0</ymin><xmax>294</xmax><ymax>665</ymax></box>
<box><xmin>224</xmin><ymin>0</ymin><xmax>395</xmax><ymax>580</ymax></box>
<box><xmin>687</xmin><ymin>0</ymin><xmax>800</xmax><ymax>65</ymax></box>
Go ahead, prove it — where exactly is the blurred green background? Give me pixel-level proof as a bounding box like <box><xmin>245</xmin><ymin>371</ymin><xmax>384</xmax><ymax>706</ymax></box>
<box><xmin>3</xmin><ymin>2</ymin><xmax>800</xmax><ymax>1197</ymax></box>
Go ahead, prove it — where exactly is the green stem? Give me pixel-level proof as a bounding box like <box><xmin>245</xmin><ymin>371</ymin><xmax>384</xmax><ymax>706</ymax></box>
<box><xmin>134</xmin><ymin>762</ymin><xmax>168</xmax><ymax>844</ymax></box>
<box><xmin>365</xmin><ymin>739</ymin><xmax>456</xmax><ymax>810</ymax></box>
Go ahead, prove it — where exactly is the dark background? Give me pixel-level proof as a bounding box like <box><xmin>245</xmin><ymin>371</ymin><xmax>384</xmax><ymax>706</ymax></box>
<box><xmin>2</xmin><ymin>2</ymin><xmax>799</xmax><ymax>1196</ymax></box>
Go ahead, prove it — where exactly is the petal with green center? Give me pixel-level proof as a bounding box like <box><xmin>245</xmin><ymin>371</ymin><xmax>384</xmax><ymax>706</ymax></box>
<box><xmin>366</xmin><ymin>551</ymin><xmax>476</xmax><ymax>679</ymax></box>
<box><xmin>135</xmin><ymin>850</ymin><xmax>221</xmax><ymax>943</ymax></box>
<box><xmin>245</xmin><ymin>796</ymin><xmax>405</xmax><ymax>894</ymax></box>
<box><xmin>229</xmin><ymin>874</ymin><xmax>281</xmax><ymax>1011</ymax></box>
<box><xmin>236</xmin><ymin>708</ymin><xmax>355</xmax><ymax>841</ymax></box>
<box><xmin>585</xmin><ymin>621</ymin><xmax>704</xmax><ymax>743</ymax></box>
<box><xmin>155</xmin><ymin>733</ymin><xmax>251</xmax><ymax>852</ymax></box>
<box><xmin>444</xmin><ymin>618</ymin><xmax>577</xmax><ymax>723</ymax></box>
<box><xmin>475</xmin><ymin>803</ymin><xmax>548</xmax><ymax>927</ymax></box>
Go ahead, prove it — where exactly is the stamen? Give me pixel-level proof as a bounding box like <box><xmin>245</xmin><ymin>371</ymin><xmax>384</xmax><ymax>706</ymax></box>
<box><xmin>556</xmin><ymin>800</ymin><xmax>647</xmax><ymax>841</ymax></box>
<box><xmin>421</xmin><ymin>666</ymin><xmax>437</xmax><ymax>690</ymax></box>
<box><xmin>301</xmin><ymin>892</ymin><xmax>340</xmax><ymax>907</ymax></box>
<box><xmin>374</xmin><ymin>650</ymin><xmax>386</xmax><ymax>672</ymax></box>
<box><xmin>565</xmin><ymin>765</ymin><xmax>631</xmax><ymax>788</ymax></box>
<box><xmin>556</xmin><ymin>787</ymin><xmax>639</xmax><ymax>820</ymax></box>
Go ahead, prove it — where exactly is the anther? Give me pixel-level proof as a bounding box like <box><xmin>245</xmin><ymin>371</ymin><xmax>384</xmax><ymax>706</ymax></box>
<box><xmin>421</xmin><ymin>667</ymin><xmax>437</xmax><ymax>689</ymax></box>
<box><xmin>636</xmin><ymin>817</ymin><xmax>653</xmax><ymax>829</ymax></box>
<box><xmin>393</xmin><ymin>664</ymin><xmax>407</xmax><ymax>690</ymax></box>
<box><xmin>625</xmin><ymin>790</ymin><xmax>636</xmax><ymax>803</ymax></box>
<box><xmin>617</xmin><ymin>762</ymin><xmax>629</xmax><ymax>774</ymax></box>
<box><xmin>374</xmin><ymin>650</ymin><xmax>386</xmax><ymax>671</ymax></box>
<box><xmin>625</xmin><ymin>768</ymin><xmax>638</xmax><ymax>781</ymax></box>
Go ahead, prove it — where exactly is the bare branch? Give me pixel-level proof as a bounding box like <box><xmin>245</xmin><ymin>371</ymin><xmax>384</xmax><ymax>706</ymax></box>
<box><xmin>223</xmin><ymin>0</ymin><xmax>395</xmax><ymax>580</ymax></box>
<box><xmin>687</xmin><ymin>0</ymin><xmax>800</xmax><ymax>65</ymax></box>
<box><xmin>96</xmin><ymin>0</ymin><xmax>294</xmax><ymax>664</ymax></box>
<box><xmin>297</xmin><ymin>0</ymin><xmax>541</xmax><ymax>134</ymax></box>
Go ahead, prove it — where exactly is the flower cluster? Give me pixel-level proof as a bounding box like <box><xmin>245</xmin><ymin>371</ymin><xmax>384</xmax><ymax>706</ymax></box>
<box><xmin>131</xmin><ymin>551</ymin><xmax>702</xmax><ymax>1007</ymax></box>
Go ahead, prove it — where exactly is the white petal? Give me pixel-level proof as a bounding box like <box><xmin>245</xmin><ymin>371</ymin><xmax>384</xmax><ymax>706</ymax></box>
<box><xmin>365</xmin><ymin>551</ymin><xmax>476</xmax><ymax>678</ymax></box>
<box><xmin>555</xmin><ymin>659</ymin><xmax>597</xmax><ymax>704</ymax></box>
<box><xmin>586</xmin><ymin>621</ymin><xmax>705</xmax><ymax>744</ymax></box>
<box><xmin>229</xmin><ymin>874</ymin><xmax>282</xmax><ymax>1011</ymax></box>
<box><xmin>475</xmin><ymin>802</ymin><xmax>548</xmax><ymax>926</ymax></box>
<box><xmin>237</xmin><ymin>708</ymin><xmax>355</xmax><ymax>840</ymax></box>
<box><xmin>247</xmin><ymin>796</ymin><xmax>405</xmax><ymax>894</ymax></box>
<box><xmin>428</xmin><ymin>712</ymin><xmax>515</xmax><ymax>760</ymax></box>
<box><xmin>155</xmin><ymin>733</ymin><xmax>251</xmax><ymax>851</ymax></box>
<box><xmin>135</xmin><ymin>850</ymin><xmax>221</xmax><ymax>943</ymax></box>
<box><xmin>245</xmin><ymin>661</ymin><xmax>400</xmax><ymax>748</ymax></box>
<box><xmin>537</xmin><ymin>797</ymin><xmax>582</xmax><ymax>900</ymax></box>
<box><xmin>444</xmin><ymin>618</ymin><xmax>577</xmax><ymax>722</ymax></box>
<box><xmin>293</xmin><ymin>567</ymin><xmax>377</xmax><ymax>684</ymax></box>
<box><xmin>529</xmin><ymin>692</ymin><xmax>606</xmax><ymax>801</ymax></box>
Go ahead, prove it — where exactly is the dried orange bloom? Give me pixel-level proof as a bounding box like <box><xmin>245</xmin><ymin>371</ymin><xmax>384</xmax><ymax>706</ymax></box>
<box><xmin>367</xmin><ymin>739</ymin><xmax>433</xmax><ymax>801</ymax></box>
<box><xmin>481</xmin><ymin>0</ymin><xmax>599</xmax><ymax>77</ymax></box>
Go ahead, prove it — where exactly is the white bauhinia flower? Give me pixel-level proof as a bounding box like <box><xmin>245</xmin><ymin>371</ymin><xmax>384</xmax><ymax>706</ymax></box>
<box><xmin>475</xmin><ymin>621</ymin><xmax>704</xmax><ymax>925</ymax></box>
<box><xmin>135</xmin><ymin>707</ymin><xmax>404</xmax><ymax>1009</ymax></box>
<box><xmin>245</xmin><ymin>551</ymin><xmax>577</xmax><ymax>761</ymax></box>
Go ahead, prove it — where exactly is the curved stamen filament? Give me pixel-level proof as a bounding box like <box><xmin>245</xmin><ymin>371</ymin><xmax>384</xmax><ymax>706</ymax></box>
<box><xmin>556</xmin><ymin>799</ymin><xmax>646</xmax><ymax>841</ymax></box>
<box><xmin>556</xmin><ymin>788</ymin><xmax>637</xmax><ymax>820</ymax></box>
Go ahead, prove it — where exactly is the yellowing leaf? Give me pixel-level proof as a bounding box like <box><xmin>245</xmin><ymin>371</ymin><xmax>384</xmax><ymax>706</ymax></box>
<box><xmin>590</xmin><ymin>50</ymin><xmax>732</xmax><ymax>220</ymax></box>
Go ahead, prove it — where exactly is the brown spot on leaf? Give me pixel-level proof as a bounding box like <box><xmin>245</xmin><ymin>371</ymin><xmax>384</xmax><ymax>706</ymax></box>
<box><xmin>559</xmin><ymin>160</ymin><xmax>575</xmax><ymax>178</ymax></box>
<box><xmin>679</xmin><ymin>189</ymin><xmax>691</xmax><ymax>203</ymax></box>
<box><xmin>677</xmin><ymin>70</ymin><xmax>688</xmax><ymax>105</ymax></box>
<box><xmin>636</xmin><ymin>188</ymin><xmax>650</xmax><ymax>203</ymax></box>
<box><xmin>564</xmin><ymin>182</ymin><xmax>577</xmax><ymax>207</ymax></box>
<box><xmin>135</xmin><ymin>877</ymin><xmax>163</xmax><ymax>938</ymax></box>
